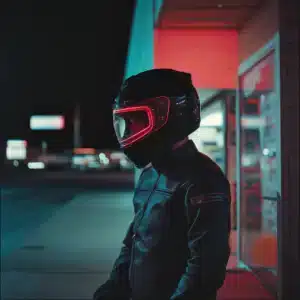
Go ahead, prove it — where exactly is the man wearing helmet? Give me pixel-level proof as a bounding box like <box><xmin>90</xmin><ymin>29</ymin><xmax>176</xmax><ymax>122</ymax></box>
<box><xmin>93</xmin><ymin>69</ymin><xmax>231</xmax><ymax>300</ymax></box>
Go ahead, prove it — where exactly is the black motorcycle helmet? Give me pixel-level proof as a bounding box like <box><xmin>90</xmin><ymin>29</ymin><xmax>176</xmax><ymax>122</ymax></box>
<box><xmin>113</xmin><ymin>69</ymin><xmax>201</xmax><ymax>168</ymax></box>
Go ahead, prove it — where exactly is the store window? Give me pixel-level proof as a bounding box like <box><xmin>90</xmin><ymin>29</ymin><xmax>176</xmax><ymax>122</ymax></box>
<box><xmin>190</xmin><ymin>93</ymin><xmax>238</xmax><ymax>232</ymax></box>
<box><xmin>189</xmin><ymin>100</ymin><xmax>226</xmax><ymax>173</ymax></box>
<box><xmin>237</xmin><ymin>42</ymin><xmax>280</xmax><ymax>282</ymax></box>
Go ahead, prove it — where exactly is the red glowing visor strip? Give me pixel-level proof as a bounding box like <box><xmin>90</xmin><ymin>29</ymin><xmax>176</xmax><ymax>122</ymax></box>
<box><xmin>113</xmin><ymin>105</ymin><xmax>155</xmax><ymax>147</ymax></box>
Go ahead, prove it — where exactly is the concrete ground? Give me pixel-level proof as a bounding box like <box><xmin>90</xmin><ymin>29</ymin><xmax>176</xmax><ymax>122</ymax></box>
<box><xmin>1</xmin><ymin>186</ymin><xmax>134</xmax><ymax>300</ymax></box>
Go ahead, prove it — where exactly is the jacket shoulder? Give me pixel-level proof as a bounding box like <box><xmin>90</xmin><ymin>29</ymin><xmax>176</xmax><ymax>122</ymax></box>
<box><xmin>186</xmin><ymin>152</ymin><xmax>230</xmax><ymax>195</ymax></box>
<box><xmin>183</xmin><ymin>155</ymin><xmax>231</xmax><ymax>211</ymax></box>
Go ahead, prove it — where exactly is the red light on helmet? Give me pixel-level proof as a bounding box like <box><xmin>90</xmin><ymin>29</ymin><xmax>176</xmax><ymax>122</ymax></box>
<box><xmin>113</xmin><ymin>96</ymin><xmax>170</xmax><ymax>148</ymax></box>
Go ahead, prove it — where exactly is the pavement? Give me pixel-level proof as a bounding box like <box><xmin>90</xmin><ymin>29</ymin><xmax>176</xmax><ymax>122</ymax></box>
<box><xmin>1</xmin><ymin>186</ymin><xmax>135</xmax><ymax>300</ymax></box>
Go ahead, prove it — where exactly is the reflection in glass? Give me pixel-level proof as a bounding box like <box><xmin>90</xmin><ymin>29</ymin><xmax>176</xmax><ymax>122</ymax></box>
<box><xmin>238</xmin><ymin>51</ymin><xmax>278</xmax><ymax>276</ymax></box>
<box><xmin>189</xmin><ymin>100</ymin><xmax>226</xmax><ymax>173</ymax></box>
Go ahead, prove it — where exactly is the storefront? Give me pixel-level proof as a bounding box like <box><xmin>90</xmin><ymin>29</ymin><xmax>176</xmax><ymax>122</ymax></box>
<box><xmin>127</xmin><ymin>0</ymin><xmax>299</xmax><ymax>297</ymax></box>
<box><xmin>236</xmin><ymin>34</ymin><xmax>280</xmax><ymax>295</ymax></box>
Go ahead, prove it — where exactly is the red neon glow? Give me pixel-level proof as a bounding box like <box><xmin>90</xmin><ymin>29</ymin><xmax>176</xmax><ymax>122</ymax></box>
<box><xmin>113</xmin><ymin>96</ymin><xmax>171</xmax><ymax>148</ymax></box>
<box><xmin>74</xmin><ymin>148</ymin><xmax>96</xmax><ymax>154</ymax></box>
<box><xmin>113</xmin><ymin>106</ymin><xmax>154</xmax><ymax>147</ymax></box>
<box><xmin>154</xmin><ymin>29</ymin><xmax>238</xmax><ymax>89</ymax></box>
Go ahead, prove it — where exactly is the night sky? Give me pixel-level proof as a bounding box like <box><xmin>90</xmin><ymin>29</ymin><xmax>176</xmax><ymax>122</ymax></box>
<box><xmin>1</xmin><ymin>0</ymin><xmax>135</xmax><ymax>151</ymax></box>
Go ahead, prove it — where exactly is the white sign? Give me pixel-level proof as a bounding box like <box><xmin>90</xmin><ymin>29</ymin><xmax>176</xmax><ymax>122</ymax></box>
<box><xmin>6</xmin><ymin>139</ymin><xmax>27</xmax><ymax>160</ymax></box>
<box><xmin>30</xmin><ymin>115</ymin><xmax>65</xmax><ymax>130</ymax></box>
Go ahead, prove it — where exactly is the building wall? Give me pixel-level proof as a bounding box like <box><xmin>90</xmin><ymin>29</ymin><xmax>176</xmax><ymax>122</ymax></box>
<box><xmin>124</xmin><ymin>0</ymin><xmax>154</xmax><ymax>79</ymax></box>
<box><xmin>238</xmin><ymin>0</ymin><xmax>278</xmax><ymax>63</ymax></box>
<box><xmin>154</xmin><ymin>29</ymin><xmax>238</xmax><ymax>89</ymax></box>
<box><xmin>153</xmin><ymin>0</ymin><xmax>163</xmax><ymax>24</ymax></box>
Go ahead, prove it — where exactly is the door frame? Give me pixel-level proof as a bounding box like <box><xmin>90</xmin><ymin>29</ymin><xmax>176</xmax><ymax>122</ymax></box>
<box><xmin>277</xmin><ymin>0</ymin><xmax>300</xmax><ymax>297</ymax></box>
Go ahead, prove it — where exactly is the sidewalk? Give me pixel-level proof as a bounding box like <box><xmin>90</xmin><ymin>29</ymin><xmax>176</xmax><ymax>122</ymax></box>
<box><xmin>218</xmin><ymin>270</ymin><xmax>274</xmax><ymax>299</ymax></box>
<box><xmin>221</xmin><ymin>230</ymin><xmax>275</xmax><ymax>299</ymax></box>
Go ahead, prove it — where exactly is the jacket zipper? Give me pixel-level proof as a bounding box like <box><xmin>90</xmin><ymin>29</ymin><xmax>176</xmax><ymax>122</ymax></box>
<box><xmin>129</xmin><ymin>174</ymin><xmax>161</xmax><ymax>290</ymax></box>
<box><xmin>129</xmin><ymin>232</ymin><xmax>136</xmax><ymax>291</ymax></box>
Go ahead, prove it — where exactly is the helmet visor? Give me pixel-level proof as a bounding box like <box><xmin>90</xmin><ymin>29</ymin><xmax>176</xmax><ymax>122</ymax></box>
<box><xmin>113</xmin><ymin>106</ymin><xmax>154</xmax><ymax>147</ymax></box>
<box><xmin>113</xmin><ymin>96</ymin><xmax>170</xmax><ymax>148</ymax></box>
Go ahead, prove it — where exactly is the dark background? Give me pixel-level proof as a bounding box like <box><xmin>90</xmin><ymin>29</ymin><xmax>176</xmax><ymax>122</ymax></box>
<box><xmin>1</xmin><ymin>0</ymin><xmax>135</xmax><ymax>151</ymax></box>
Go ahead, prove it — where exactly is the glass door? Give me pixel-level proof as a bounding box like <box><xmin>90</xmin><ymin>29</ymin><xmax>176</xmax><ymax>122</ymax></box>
<box><xmin>236</xmin><ymin>35</ymin><xmax>281</xmax><ymax>294</ymax></box>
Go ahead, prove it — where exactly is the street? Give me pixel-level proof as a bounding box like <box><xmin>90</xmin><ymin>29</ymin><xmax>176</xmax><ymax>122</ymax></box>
<box><xmin>1</xmin><ymin>186</ymin><xmax>134</xmax><ymax>300</ymax></box>
<box><xmin>0</xmin><ymin>168</ymin><xmax>135</xmax><ymax>189</ymax></box>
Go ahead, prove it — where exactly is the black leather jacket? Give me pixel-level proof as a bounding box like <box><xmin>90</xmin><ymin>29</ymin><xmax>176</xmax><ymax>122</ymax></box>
<box><xmin>94</xmin><ymin>141</ymin><xmax>231</xmax><ymax>300</ymax></box>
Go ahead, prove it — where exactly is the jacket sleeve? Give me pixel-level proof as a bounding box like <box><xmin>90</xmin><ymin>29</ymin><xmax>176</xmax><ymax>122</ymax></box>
<box><xmin>170</xmin><ymin>182</ymin><xmax>231</xmax><ymax>300</ymax></box>
<box><xmin>93</xmin><ymin>222</ymin><xmax>133</xmax><ymax>300</ymax></box>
